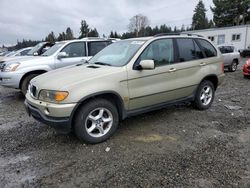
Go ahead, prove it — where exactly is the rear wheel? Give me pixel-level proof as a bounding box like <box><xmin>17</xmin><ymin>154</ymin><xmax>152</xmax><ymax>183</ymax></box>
<box><xmin>229</xmin><ymin>60</ymin><xmax>238</xmax><ymax>72</ymax></box>
<box><xmin>193</xmin><ymin>80</ymin><xmax>215</xmax><ymax>110</ymax></box>
<box><xmin>21</xmin><ymin>74</ymin><xmax>39</xmax><ymax>95</ymax></box>
<box><xmin>74</xmin><ymin>98</ymin><xmax>119</xmax><ymax>144</ymax></box>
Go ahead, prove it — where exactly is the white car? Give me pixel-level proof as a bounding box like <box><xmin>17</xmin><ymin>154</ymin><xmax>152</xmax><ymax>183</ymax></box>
<box><xmin>0</xmin><ymin>38</ymin><xmax>112</xmax><ymax>94</ymax></box>
<box><xmin>218</xmin><ymin>44</ymin><xmax>240</xmax><ymax>72</ymax></box>
<box><xmin>5</xmin><ymin>47</ymin><xmax>32</xmax><ymax>57</ymax></box>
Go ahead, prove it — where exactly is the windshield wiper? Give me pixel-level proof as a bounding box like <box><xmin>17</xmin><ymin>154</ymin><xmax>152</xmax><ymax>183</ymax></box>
<box><xmin>93</xmin><ymin>62</ymin><xmax>111</xmax><ymax>66</ymax></box>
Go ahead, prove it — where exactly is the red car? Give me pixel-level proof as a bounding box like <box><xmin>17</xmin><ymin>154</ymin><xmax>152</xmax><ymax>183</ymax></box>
<box><xmin>243</xmin><ymin>59</ymin><xmax>250</xmax><ymax>78</ymax></box>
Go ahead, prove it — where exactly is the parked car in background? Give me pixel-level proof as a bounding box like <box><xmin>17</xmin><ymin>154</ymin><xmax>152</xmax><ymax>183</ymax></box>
<box><xmin>0</xmin><ymin>42</ymin><xmax>54</xmax><ymax>63</ymax></box>
<box><xmin>0</xmin><ymin>51</ymin><xmax>10</xmax><ymax>56</ymax></box>
<box><xmin>26</xmin><ymin>42</ymin><xmax>54</xmax><ymax>56</ymax></box>
<box><xmin>243</xmin><ymin>59</ymin><xmax>250</xmax><ymax>78</ymax></box>
<box><xmin>25</xmin><ymin>34</ymin><xmax>225</xmax><ymax>144</ymax></box>
<box><xmin>218</xmin><ymin>44</ymin><xmax>240</xmax><ymax>72</ymax></box>
<box><xmin>239</xmin><ymin>48</ymin><xmax>250</xmax><ymax>58</ymax></box>
<box><xmin>4</xmin><ymin>47</ymin><xmax>32</xmax><ymax>57</ymax></box>
<box><xmin>0</xmin><ymin>38</ymin><xmax>112</xmax><ymax>94</ymax></box>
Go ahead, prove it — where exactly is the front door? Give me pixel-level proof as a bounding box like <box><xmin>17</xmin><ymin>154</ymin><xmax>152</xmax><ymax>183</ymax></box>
<box><xmin>56</xmin><ymin>42</ymin><xmax>87</xmax><ymax>69</ymax></box>
<box><xmin>127</xmin><ymin>38</ymin><xmax>179</xmax><ymax>110</ymax></box>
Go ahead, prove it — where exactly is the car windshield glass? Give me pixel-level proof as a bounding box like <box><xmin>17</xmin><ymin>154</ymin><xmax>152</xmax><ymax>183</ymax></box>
<box><xmin>88</xmin><ymin>40</ymin><xmax>145</xmax><ymax>67</ymax></box>
<box><xmin>27</xmin><ymin>43</ymin><xmax>44</xmax><ymax>55</ymax></box>
<box><xmin>42</xmin><ymin>42</ymin><xmax>65</xmax><ymax>56</ymax></box>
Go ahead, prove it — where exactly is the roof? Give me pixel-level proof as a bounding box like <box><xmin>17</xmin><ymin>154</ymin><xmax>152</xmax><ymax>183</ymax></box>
<box><xmin>184</xmin><ymin>24</ymin><xmax>250</xmax><ymax>33</ymax></box>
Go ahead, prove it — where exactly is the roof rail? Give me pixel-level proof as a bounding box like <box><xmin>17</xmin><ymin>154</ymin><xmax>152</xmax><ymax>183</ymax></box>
<box><xmin>154</xmin><ymin>33</ymin><xmax>204</xmax><ymax>38</ymax></box>
<box><xmin>181</xmin><ymin>33</ymin><xmax>204</xmax><ymax>37</ymax></box>
<box><xmin>81</xmin><ymin>37</ymin><xmax>104</xmax><ymax>40</ymax></box>
<box><xmin>154</xmin><ymin>33</ymin><xmax>180</xmax><ymax>37</ymax></box>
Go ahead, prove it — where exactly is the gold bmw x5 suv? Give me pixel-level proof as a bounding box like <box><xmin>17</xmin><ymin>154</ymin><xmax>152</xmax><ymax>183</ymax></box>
<box><xmin>25</xmin><ymin>34</ymin><xmax>225</xmax><ymax>144</ymax></box>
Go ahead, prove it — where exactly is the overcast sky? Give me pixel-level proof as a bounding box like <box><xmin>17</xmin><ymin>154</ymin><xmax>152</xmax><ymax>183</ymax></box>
<box><xmin>0</xmin><ymin>0</ymin><xmax>214</xmax><ymax>46</ymax></box>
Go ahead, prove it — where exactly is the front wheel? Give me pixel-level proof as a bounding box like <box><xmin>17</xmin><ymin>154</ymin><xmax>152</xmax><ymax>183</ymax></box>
<box><xmin>21</xmin><ymin>74</ymin><xmax>39</xmax><ymax>95</ymax></box>
<box><xmin>193</xmin><ymin>80</ymin><xmax>215</xmax><ymax>110</ymax></box>
<box><xmin>74</xmin><ymin>98</ymin><xmax>119</xmax><ymax>144</ymax></box>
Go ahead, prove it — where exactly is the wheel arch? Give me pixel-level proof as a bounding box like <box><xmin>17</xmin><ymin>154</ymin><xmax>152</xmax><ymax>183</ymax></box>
<box><xmin>232</xmin><ymin>58</ymin><xmax>239</xmax><ymax>65</ymax></box>
<box><xmin>200</xmin><ymin>74</ymin><xmax>218</xmax><ymax>90</ymax></box>
<box><xmin>19</xmin><ymin>70</ymin><xmax>47</xmax><ymax>89</ymax></box>
<box><xmin>69</xmin><ymin>91</ymin><xmax>127</xmax><ymax>128</ymax></box>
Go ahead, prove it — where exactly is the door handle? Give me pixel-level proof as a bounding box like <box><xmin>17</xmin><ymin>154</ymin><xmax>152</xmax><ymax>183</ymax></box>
<box><xmin>200</xmin><ymin>62</ymin><xmax>206</xmax><ymax>66</ymax></box>
<box><xmin>169</xmin><ymin>68</ymin><xmax>177</xmax><ymax>72</ymax></box>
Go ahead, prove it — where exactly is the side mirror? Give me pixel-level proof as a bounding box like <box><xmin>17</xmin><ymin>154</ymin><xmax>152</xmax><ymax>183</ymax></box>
<box><xmin>57</xmin><ymin>52</ymin><xmax>68</xmax><ymax>59</ymax></box>
<box><xmin>137</xmin><ymin>60</ymin><xmax>155</xmax><ymax>70</ymax></box>
<box><xmin>33</xmin><ymin>52</ymin><xmax>38</xmax><ymax>56</ymax></box>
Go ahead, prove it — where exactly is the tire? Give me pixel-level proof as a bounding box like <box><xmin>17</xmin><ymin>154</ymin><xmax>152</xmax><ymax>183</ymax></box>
<box><xmin>74</xmin><ymin>98</ymin><xmax>119</xmax><ymax>144</ymax></box>
<box><xmin>228</xmin><ymin>60</ymin><xmax>238</xmax><ymax>72</ymax></box>
<box><xmin>193</xmin><ymin>80</ymin><xmax>215</xmax><ymax>110</ymax></box>
<box><xmin>21</xmin><ymin>74</ymin><xmax>39</xmax><ymax>95</ymax></box>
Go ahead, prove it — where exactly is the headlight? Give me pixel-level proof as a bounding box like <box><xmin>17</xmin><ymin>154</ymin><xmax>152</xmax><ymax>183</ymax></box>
<box><xmin>39</xmin><ymin>90</ymin><xmax>69</xmax><ymax>103</ymax></box>
<box><xmin>4</xmin><ymin>63</ymin><xmax>20</xmax><ymax>72</ymax></box>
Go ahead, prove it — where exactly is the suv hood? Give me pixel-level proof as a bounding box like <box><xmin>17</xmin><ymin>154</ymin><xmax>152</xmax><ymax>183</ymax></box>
<box><xmin>31</xmin><ymin>64</ymin><xmax>124</xmax><ymax>91</ymax></box>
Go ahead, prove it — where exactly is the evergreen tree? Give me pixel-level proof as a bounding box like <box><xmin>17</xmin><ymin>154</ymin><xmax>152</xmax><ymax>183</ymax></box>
<box><xmin>79</xmin><ymin>20</ymin><xmax>90</xmax><ymax>38</ymax></box>
<box><xmin>45</xmin><ymin>31</ymin><xmax>56</xmax><ymax>43</ymax></box>
<box><xmin>109</xmin><ymin>31</ymin><xmax>115</xmax><ymax>38</ymax></box>
<box><xmin>65</xmin><ymin>27</ymin><xmax>74</xmax><ymax>40</ymax></box>
<box><xmin>88</xmin><ymin>28</ymin><xmax>99</xmax><ymax>37</ymax></box>
<box><xmin>192</xmin><ymin>0</ymin><xmax>209</xmax><ymax>30</ymax></box>
<box><xmin>211</xmin><ymin>0</ymin><xmax>250</xmax><ymax>27</ymax></box>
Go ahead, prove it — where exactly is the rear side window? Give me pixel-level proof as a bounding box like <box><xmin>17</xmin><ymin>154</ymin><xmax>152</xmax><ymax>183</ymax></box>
<box><xmin>219</xmin><ymin>46</ymin><xmax>234</xmax><ymax>54</ymax></box>
<box><xmin>61</xmin><ymin>42</ymin><xmax>86</xmax><ymax>58</ymax></box>
<box><xmin>197</xmin><ymin>39</ymin><xmax>217</xmax><ymax>57</ymax></box>
<box><xmin>176</xmin><ymin>38</ymin><xmax>204</xmax><ymax>62</ymax></box>
<box><xmin>88</xmin><ymin>41</ymin><xmax>111</xmax><ymax>56</ymax></box>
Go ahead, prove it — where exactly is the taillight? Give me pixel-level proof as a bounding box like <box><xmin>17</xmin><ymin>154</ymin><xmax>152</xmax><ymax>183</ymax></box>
<box><xmin>222</xmin><ymin>63</ymin><xmax>224</xmax><ymax>73</ymax></box>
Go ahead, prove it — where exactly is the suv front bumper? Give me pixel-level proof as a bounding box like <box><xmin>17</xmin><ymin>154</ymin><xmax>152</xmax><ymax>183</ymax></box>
<box><xmin>0</xmin><ymin>72</ymin><xmax>23</xmax><ymax>89</ymax></box>
<box><xmin>25</xmin><ymin>94</ymin><xmax>77</xmax><ymax>133</ymax></box>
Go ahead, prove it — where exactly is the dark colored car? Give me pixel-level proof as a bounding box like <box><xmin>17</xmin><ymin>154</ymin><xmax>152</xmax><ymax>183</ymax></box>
<box><xmin>26</xmin><ymin>42</ymin><xmax>54</xmax><ymax>56</ymax></box>
<box><xmin>243</xmin><ymin>59</ymin><xmax>250</xmax><ymax>78</ymax></box>
<box><xmin>239</xmin><ymin>49</ymin><xmax>250</xmax><ymax>58</ymax></box>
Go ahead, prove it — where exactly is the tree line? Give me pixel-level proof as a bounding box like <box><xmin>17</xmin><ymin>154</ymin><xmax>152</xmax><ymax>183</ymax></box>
<box><xmin>8</xmin><ymin>0</ymin><xmax>250</xmax><ymax>50</ymax></box>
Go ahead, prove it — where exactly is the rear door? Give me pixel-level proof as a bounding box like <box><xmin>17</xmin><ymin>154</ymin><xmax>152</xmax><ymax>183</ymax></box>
<box><xmin>169</xmin><ymin>38</ymin><xmax>206</xmax><ymax>98</ymax></box>
<box><xmin>55</xmin><ymin>42</ymin><xmax>87</xmax><ymax>68</ymax></box>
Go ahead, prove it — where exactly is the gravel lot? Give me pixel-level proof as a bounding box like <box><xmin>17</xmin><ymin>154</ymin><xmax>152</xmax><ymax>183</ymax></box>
<box><xmin>0</xmin><ymin>59</ymin><xmax>250</xmax><ymax>187</ymax></box>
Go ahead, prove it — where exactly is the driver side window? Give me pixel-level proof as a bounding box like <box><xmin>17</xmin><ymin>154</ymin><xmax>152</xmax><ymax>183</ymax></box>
<box><xmin>139</xmin><ymin>39</ymin><xmax>174</xmax><ymax>67</ymax></box>
<box><xmin>60</xmin><ymin>42</ymin><xmax>86</xmax><ymax>58</ymax></box>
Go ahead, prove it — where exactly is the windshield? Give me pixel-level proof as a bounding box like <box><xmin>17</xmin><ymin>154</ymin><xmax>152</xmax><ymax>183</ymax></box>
<box><xmin>27</xmin><ymin>42</ymin><xmax>44</xmax><ymax>55</ymax></box>
<box><xmin>42</xmin><ymin>42</ymin><xmax>65</xmax><ymax>56</ymax></box>
<box><xmin>88</xmin><ymin>40</ymin><xmax>145</xmax><ymax>67</ymax></box>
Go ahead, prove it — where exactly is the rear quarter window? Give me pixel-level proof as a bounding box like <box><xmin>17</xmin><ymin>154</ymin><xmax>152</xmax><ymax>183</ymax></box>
<box><xmin>197</xmin><ymin>39</ymin><xmax>217</xmax><ymax>57</ymax></box>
